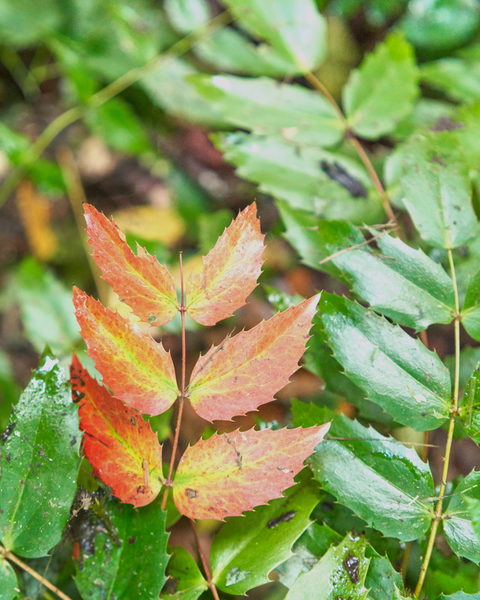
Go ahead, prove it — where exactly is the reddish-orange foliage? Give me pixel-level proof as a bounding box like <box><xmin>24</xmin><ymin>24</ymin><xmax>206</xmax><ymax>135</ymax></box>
<box><xmin>185</xmin><ymin>203</ymin><xmax>265</xmax><ymax>325</ymax></box>
<box><xmin>172</xmin><ymin>425</ymin><xmax>330</xmax><ymax>520</ymax></box>
<box><xmin>71</xmin><ymin>355</ymin><xmax>163</xmax><ymax>507</ymax></box>
<box><xmin>73</xmin><ymin>287</ymin><xmax>179</xmax><ymax>415</ymax></box>
<box><xmin>84</xmin><ymin>204</ymin><xmax>179</xmax><ymax>326</ymax></box>
<box><xmin>188</xmin><ymin>295</ymin><xmax>320</xmax><ymax>421</ymax></box>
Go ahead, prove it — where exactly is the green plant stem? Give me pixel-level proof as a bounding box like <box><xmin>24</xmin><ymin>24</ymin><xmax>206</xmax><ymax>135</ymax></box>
<box><xmin>190</xmin><ymin>521</ymin><xmax>220</xmax><ymax>600</ymax></box>
<box><xmin>0</xmin><ymin>544</ymin><xmax>73</xmax><ymax>600</ymax></box>
<box><xmin>414</xmin><ymin>248</ymin><xmax>460</xmax><ymax>598</ymax></box>
<box><xmin>0</xmin><ymin>9</ymin><xmax>232</xmax><ymax>210</ymax></box>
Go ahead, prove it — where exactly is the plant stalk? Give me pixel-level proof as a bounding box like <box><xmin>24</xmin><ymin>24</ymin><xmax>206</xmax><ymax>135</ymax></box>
<box><xmin>191</xmin><ymin>521</ymin><xmax>220</xmax><ymax>600</ymax></box>
<box><xmin>414</xmin><ymin>249</ymin><xmax>461</xmax><ymax>597</ymax></box>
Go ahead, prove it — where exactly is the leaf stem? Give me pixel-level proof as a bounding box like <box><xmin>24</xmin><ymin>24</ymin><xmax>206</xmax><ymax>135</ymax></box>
<box><xmin>190</xmin><ymin>521</ymin><xmax>220</xmax><ymax>600</ymax></box>
<box><xmin>0</xmin><ymin>9</ymin><xmax>232</xmax><ymax>209</ymax></box>
<box><xmin>414</xmin><ymin>248</ymin><xmax>460</xmax><ymax>597</ymax></box>
<box><xmin>302</xmin><ymin>70</ymin><xmax>400</xmax><ymax>233</ymax></box>
<box><xmin>0</xmin><ymin>544</ymin><xmax>73</xmax><ymax>600</ymax></box>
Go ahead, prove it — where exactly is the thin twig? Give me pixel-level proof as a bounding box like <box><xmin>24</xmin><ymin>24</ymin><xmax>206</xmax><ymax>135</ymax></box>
<box><xmin>190</xmin><ymin>521</ymin><xmax>220</xmax><ymax>600</ymax></box>
<box><xmin>318</xmin><ymin>228</ymin><xmax>393</xmax><ymax>266</ymax></box>
<box><xmin>0</xmin><ymin>545</ymin><xmax>73</xmax><ymax>600</ymax></box>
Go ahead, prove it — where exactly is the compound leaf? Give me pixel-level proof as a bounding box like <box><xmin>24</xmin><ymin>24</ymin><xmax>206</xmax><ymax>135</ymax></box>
<box><xmin>0</xmin><ymin>349</ymin><xmax>80</xmax><ymax>558</ymax></box>
<box><xmin>318</xmin><ymin>293</ymin><xmax>450</xmax><ymax>430</ymax></box>
<box><xmin>84</xmin><ymin>204</ymin><xmax>179</xmax><ymax>326</ymax></box>
<box><xmin>211</xmin><ymin>473</ymin><xmax>321</xmax><ymax>595</ymax></box>
<box><xmin>172</xmin><ymin>425</ymin><xmax>330</xmax><ymax>520</ymax></box>
<box><xmin>73</xmin><ymin>288</ymin><xmax>179</xmax><ymax>416</ymax></box>
<box><xmin>188</xmin><ymin>294</ymin><xmax>319</xmax><ymax>421</ymax></box>
<box><xmin>186</xmin><ymin>203</ymin><xmax>265</xmax><ymax>326</ymax></box>
<box><xmin>71</xmin><ymin>355</ymin><xmax>164</xmax><ymax>508</ymax></box>
<box><xmin>343</xmin><ymin>33</ymin><xmax>418</xmax><ymax>139</ymax></box>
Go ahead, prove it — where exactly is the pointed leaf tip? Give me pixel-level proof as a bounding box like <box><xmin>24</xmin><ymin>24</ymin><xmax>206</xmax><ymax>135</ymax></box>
<box><xmin>73</xmin><ymin>287</ymin><xmax>179</xmax><ymax>415</ymax></box>
<box><xmin>83</xmin><ymin>203</ymin><xmax>179</xmax><ymax>325</ymax></box>
<box><xmin>71</xmin><ymin>355</ymin><xmax>163</xmax><ymax>507</ymax></box>
<box><xmin>188</xmin><ymin>294</ymin><xmax>321</xmax><ymax>421</ymax></box>
<box><xmin>172</xmin><ymin>423</ymin><xmax>330</xmax><ymax>520</ymax></box>
<box><xmin>186</xmin><ymin>202</ymin><xmax>265</xmax><ymax>325</ymax></box>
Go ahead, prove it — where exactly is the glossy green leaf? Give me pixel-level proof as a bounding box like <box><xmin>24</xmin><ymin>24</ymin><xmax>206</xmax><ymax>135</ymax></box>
<box><xmin>285</xmin><ymin>534</ymin><xmax>369</xmax><ymax>599</ymax></box>
<box><xmin>219</xmin><ymin>0</ymin><xmax>326</xmax><ymax>71</ymax></box>
<box><xmin>461</xmin><ymin>270</ymin><xmax>480</xmax><ymax>341</ymax></box>
<box><xmin>215</xmin><ymin>133</ymin><xmax>384</xmax><ymax>224</ymax></box>
<box><xmin>162</xmin><ymin>546</ymin><xmax>207</xmax><ymax>600</ymax></box>
<box><xmin>343</xmin><ymin>33</ymin><xmax>418</xmax><ymax>139</ymax></box>
<box><xmin>75</xmin><ymin>495</ymin><xmax>169</xmax><ymax>599</ymax></box>
<box><xmin>14</xmin><ymin>258</ymin><xmax>81</xmax><ymax>356</ymax></box>
<box><xmin>459</xmin><ymin>363</ymin><xmax>480</xmax><ymax>443</ymax></box>
<box><xmin>211</xmin><ymin>474</ymin><xmax>321</xmax><ymax>595</ymax></box>
<box><xmin>86</xmin><ymin>98</ymin><xmax>151</xmax><ymax>155</ymax></box>
<box><xmin>293</xmin><ymin>404</ymin><xmax>435</xmax><ymax>541</ymax></box>
<box><xmin>318</xmin><ymin>293</ymin><xmax>450</xmax><ymax>430</ymax></box>
<box><xmin>400</xmin><ymin>132</ymin><xmax>478</xmax><ymax>249</ymax></box>
<box><xmin>365</xmin><ymin>549</ymin><xmax>405</xmax><ymax>600</ymax></box>
<box><xmin>440</xmin><ymin>593</ymin><xmax>480</xmax><ymax>600</ymax></box>
<box><xmin>0</xmin><ymin>349</ymin><xmax>80</xmax><ymax>558</ymax></box>
<box><xmin>0</xmin><ymin>557</ymin><xmax>18</xmax><ymax>600</ymax></box>
<box><xmin>191</xmin><ymin>76</ymin><xmax>345</xmax><ymax>147</ymax></box>
<box><xmin>444</xmin><ymin>471</ymin><xmax>480</xmax><ymax>564</ymax></box>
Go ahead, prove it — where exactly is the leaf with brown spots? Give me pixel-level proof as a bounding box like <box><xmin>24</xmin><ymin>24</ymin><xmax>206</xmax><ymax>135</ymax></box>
<box><xmin>73</xmin><ymin>287</ymin><xmax>179</xmax><ymax>416</ymax></box>
<box><xmin>185</xmin><ymin>203</ymin><xmax>265</xmax><ymax>326</ymax></box>
<box><xmin>71</xmin><ymin>355</ymin><xmax>164</xmax><ymax>507</ymax></box>
<box><xmin>187</xmin><ymin>295</ymin><xmax>320</xmax><ymax>421</ymax></box>
<box><xmin>172</xmin><ymin>424</ymin><xmax>330</xmax><ymax>520</ymax></box>
<box><xmin>84</xmin><ymin>203</ymin><xmax>179</xmax><ymax>325</ymax></box>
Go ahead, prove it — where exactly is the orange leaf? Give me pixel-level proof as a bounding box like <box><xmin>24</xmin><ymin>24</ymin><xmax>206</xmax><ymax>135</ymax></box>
<box><xmin>73</xmin><ymin>287</ymin><xmax>179</xmax><ymax>415</ymax></box>
<box><xmin>188</xmin><ymin>295</ymin><xmax>320</xmax><ymax>421</ymax></box>
<box><xmin>71</xmin><ymin>355</ymin><xmax>163</xmax><ymax>507</ymax></box>
<box><xmin>185</xmin><ymin>203</ymin><xmax>265</xmax><ymax>326</ymax></box>
<box><xmin>172</xmin><ymin>425</ymin><xmax>330</xmax><ymax>520</ymax></box>
<box><xmin>84</xmin><ymin>204</ymin><xmax>179</xmax><ymax>326</ymax></box>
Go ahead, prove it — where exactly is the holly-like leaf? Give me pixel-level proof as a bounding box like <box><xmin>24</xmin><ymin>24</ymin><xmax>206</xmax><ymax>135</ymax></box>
<box><xmin>293</xmin><ymin>403</ymin><xmax>435</xmax><ymax>541</ymax></box>
<box><xmin>461</xmin><ymin>270</ymin><xmax>480</xmax><ymax>342</ymax></box>
<box><xmin>400</xmin><ymin>132</ymin><xmax>478</xmax><ymax>249</ymax></box>
<box><xmin>444</xmin><ymin>471</ymin><xmax>480</xmax><ymax>564</ymax></box>
<box><xmin>186</xmin><ymin>203</ymin><xmax>265</xmax><ymax>326</ymax></box>
<box><xmin>0</xmin><ymin>557</ymin><xmax>18</xmax><ymax>600</ymax></box>
<box><xmin>210</xmin><ymin>473</ymin><xmax>321</xmax><ymax>594</ymax></box>
<box><xmin>84</xmin><ymin>204</ymin><xmax>178</xmax><ymax>326</ymax></box>
<box><xmin>318</xmin><ymin>293</ymin><xmax>450</xmax><ymax>430</ymax></box>
<box><xmin>75</xmin><ymin>495</ymin><xmax>170</xmax><ymax>599</ymax></box>
<box><xmin>71</xmin><ymin>355</ymin><xmax>164</xmax><ymax>507</ymax></box>
<box><xmin>0</xmin><ymin>349</ymin><xmax>80</xmax><ymax>558</ymax></box>
<box><xmin>285</xmin><ymin>534</ymin><xmax>370</xmax><ymax>599</ymax></box>
<box><xmin>343</xmin><ymin>32</ymin><xmax>418</xmax><ymax>139</ymax></box>
<box><xmin>162</xmin><ymin>545</ymin><xmax>208</xmax><ymax>600</ymax></box>
<box><xmin>172</xmin><ymin>425</ymin><xmax>330</xmax><ymax>520</ymax></box>
<box><xmin>187</xmin><ymin>294</ymin><xmax>319</xmax><ymax>421</ymax></box>
<box><xmin>73</xmin><ymin>288</ymin><xmax>179</xmax><ymax>415</ymax></box>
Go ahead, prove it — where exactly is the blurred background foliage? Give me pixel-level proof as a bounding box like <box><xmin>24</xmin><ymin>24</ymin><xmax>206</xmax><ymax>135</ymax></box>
<box><xmin>4</xmin><ymin>0</ymin><xmax>480</xmax><ymax>597</ymax></box>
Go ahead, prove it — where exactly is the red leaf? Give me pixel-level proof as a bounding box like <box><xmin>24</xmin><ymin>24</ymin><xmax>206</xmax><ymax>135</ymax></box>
<box><xmin>84</xmin><ymin>204</ymin><xmax>178</xmax><ymax>326</ymax></box>
<box><xmin>188</xmin><ymin>295</ymin><xmax>320</xmax><ymax>421</ymax></box>
<box><xmin>73</xmin><ymin>287</ymin><xmax>179</xmax><ymax>415</ymax></box>
<box><xmin>172</xmin><ymin>424</ymin><xmax>330</xmax><ymax>520</ymax></box>
<box><xmin>185</xmin><ymin>203</ymin><xmax>265</xmax><ymax>326</ymax></box>
<box><xmin>71</xmin><ymin>355</ymin><xmax>163</xmax><ymax>507</ymax></box>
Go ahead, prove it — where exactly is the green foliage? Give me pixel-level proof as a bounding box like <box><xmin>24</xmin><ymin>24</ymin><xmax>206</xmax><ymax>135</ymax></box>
<box><xmin>0</xmin><ymin>557</ymin><xmax>18</xmax><ymax>600</ymax></box>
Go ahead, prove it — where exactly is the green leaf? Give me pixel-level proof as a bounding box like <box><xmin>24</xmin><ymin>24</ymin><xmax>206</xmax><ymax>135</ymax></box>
<box><xmin>421</xmin><ymin>59</ymin><xmax>480</xmax><ymax>105</ymax></box>
<box><xmin>211</xmin><ymin>474</ymin><xmax>321</xmax><ymax>595</ymax></box>
<box><xmin>440</xmin><ymin>594</ymin><xmax>480</xmax><ymax>600</ymax></box>
<box><xmin>162</xmin><ymin>546</ymin><xmax>207</xmax><ymax>599</ymax></box>
<box><xmin>0</xmin><ymin>349</ymin><xmax>80</xmax><ymax>558</ymax></box>
<box><xmin>14</xmin><ymin>258</ymin><xmax>81</xmax><ymax>356</ymax></box>
<box><xmin>400</xmin><ymin>132</ymin><xmax>478</xmax><ymax>249</ymax></box>
<box><xmin>466</xmin><ymin>496</ymin><xmax>480</xmax><ymax>546</ymax></box>
<box><xmin>459</xmin><ymin>362</ymin><xmax>480</xmax><ymax>443</ymax></box>
<box><xmin>85</xmin><ymin>98</ymin><xmax>151</xmax><ymax>155</ymax></box>
<box><xmin>0</xmin><ymin>0</ymin><xmax>65</xmax><ymax>48</ymax></box>
<box><xmin>191</xmin><ymin>76</ymin><xmax>345</xmax><ymax>147</ymax></box>
<box><xmin>444</xmin><ymin>471</ymin><xmax>480</xmax><ymax>564</ymax></box>
<box><xmin>165</xmin><ymin>0</ymin><xmax>209</xmax><ymax>33</ymax></box>
<box><xmin>219</xmin><ymin>0</ymin><xmax>327</xmax><ymax>72</ymax></box>
<box><xmin>75</xmin><ymin>495</ymin><xmax>170</xmax><ymax>599</ymax></box>
<box><xmin>0</xmin><ymin>557</ymin><xmax>18</xmax><ymax>600</ymax></box>
<box><xmin>365</xmin><ymin>549</ymin><xmax>405</xmax><ymax>600</ymax></box>
<box><xmin>343</xmin><ymin>33</ymin><xmax>418</xmax><ymax>139</ymax></box>
<box><xmin>215</xmin><ymin>133</ymin><xmax>384</xmax><ymax>224</ymax></box>
<box><xmin>294</xmin><ymin>404</ymin><xmax>435</xmax><ymax>541</ymax></box>
<box><xmin>285</xmin><ymin>534</ymin><xmax>369</xmax><ymax>599</ymax></box>
<box><xmin>318</xmin><ymin>293</ymin><xmax>451</xmax><ymax>430</ymax></box>
<box><xmin>461</xmin><ymin>270</ymin><xmax>480</xmax><ymax>342</ymax></box>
